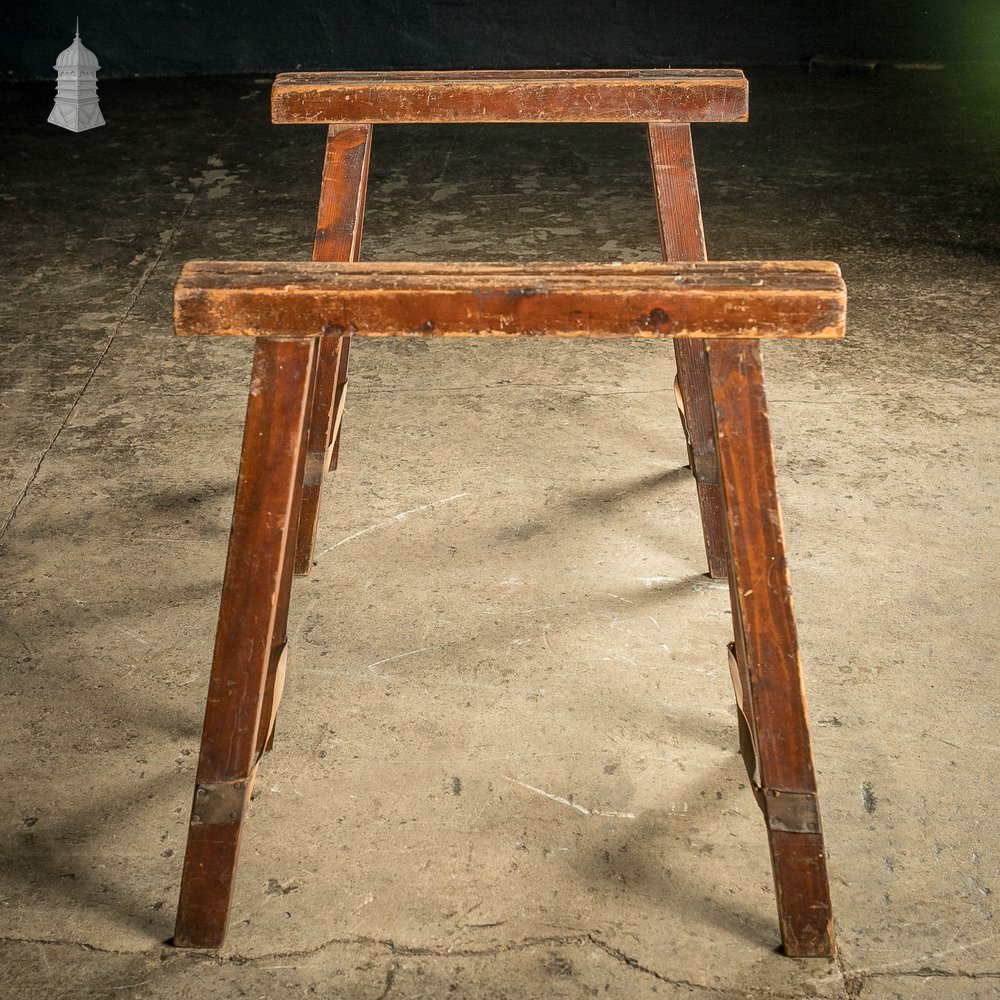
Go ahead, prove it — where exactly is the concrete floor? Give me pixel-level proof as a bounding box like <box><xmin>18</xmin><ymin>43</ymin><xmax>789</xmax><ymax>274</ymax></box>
<box><xmin>1</xmin><ymin>66</ymin><xmax>998</xmax><ymax>999</ymax></box>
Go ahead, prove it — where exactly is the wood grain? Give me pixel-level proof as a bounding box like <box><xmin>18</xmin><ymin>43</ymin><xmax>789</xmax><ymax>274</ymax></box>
<box><xmin>295</xmin><ymin>124</ymin><xmax>372</xmax><ymax>575</ymax></box>
<box><xmin>272</xmin><ymin>69</ymin><xmax>748</xmax><ymax>124</ymax></box>
<box><xmin>173</xmin><ymin>337</ymin><xmax>315</xmax><ymax>949</ymax></box>
<box><xmin>649</xmin><ymin>122</ymin><xmax>729</xmax><ymax>579</ymax></box>
<box><xmin>707</xmin><ymin>339</ymin><xmax>835</xmax><ymax>957</ymax></box>
<box><xmin>174</xmin><ymin>261</ymin><xmax>846</xmax><ymax>341</ymax></box>
<box><xmin>312</xmin><ymin>125</ymin><xmax>371</xmax><ymax>261</ymax></box>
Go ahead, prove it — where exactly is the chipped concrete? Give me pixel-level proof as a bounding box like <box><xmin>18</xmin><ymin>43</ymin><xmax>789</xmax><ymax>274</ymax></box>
<box><xmin>1</xmin><ymin>68</ymin><xmax>999</xmax><ymax>997</ymax></box>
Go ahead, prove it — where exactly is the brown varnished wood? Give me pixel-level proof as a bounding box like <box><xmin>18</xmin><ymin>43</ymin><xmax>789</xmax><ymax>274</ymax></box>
<box><xmin>174</xmin><ymin>261</ymin><xmax>846</xmax><ymax>341</ymax></box>
<box><xmin>706</xmin><ymin>339</ymin><xmax>835</xmax><ymax>957</ymax></box>
<box><xmin>295</xmin><ymin>124</ymin><xmax>372</xmax><ymax>576</ymax></box>
<box><xmin>312</xmin><ymin>126</ymin><xmax>371</xmax><ymax>260</ymax></box>
<box><xmin>768</xmin><ymin>830</ymin><xmax>836</xmax><ymax>958</ymax></box>
<box><xmin>173</xmin><ymin>337</ymin><xmax>315</xmax><ymax>949</ymax></box>
<box><xmin>258</xmin><ymin>339</ymin><xmax>321</xmax><ymax>755</ymax></box>
<box><xmin>648</xmin><ymin>122</ymin><xmax>729</xmax><ymax>579</ymax></box>
<box><xmin>176</xmin><ymin>61</ymin><xmax>842</xmax><ymax>953</ymax></box>
<box><xmin>325</xmin><ymin>344</ymin><xmax>350</xmax><ymax>473</ymax></box>
<box><xmin>173</xmin><ymin>264</ymin><xmax>843</xmax><ymax>954</ymax></box>
<box><xmin>294</xmin><ymin>335</ymin><xmax>340</xmax><ymax>575</ymax></box>
<box><xmin>272</xmin><ymin>69</ymin><xmax>748</xmax><ymax>125</ymax></box>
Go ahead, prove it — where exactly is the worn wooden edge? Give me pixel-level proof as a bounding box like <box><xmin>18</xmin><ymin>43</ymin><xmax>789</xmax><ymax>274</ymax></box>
<box><xmin>277</xmin><ymin>69</ymin><xmax>749</xmax><ymax>82</ymax></box>
<box><xmin>174</xmin><ymin>261</ymin><xmax>845</xmax><ymax>341</ymax></box>
<box><xmin>271</xmin><ymin>69</ymin><xmax>748</xmax><ymax>124</ymax></box>
<box><xmin>180</xmin><ymin>260</ymin><xmax>841</xmax><ymax>280</ymax></box>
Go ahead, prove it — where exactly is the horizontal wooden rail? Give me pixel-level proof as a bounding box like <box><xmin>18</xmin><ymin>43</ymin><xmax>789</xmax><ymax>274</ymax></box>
<box><xmin>272</xmin><ymin>69</ymin><xmax>748</xmax><ymax>124</ymax></box>
<box><xmin>175</xmin><ymin>261</ymin><xmax>845</xmax><ymax>341</ymax></box>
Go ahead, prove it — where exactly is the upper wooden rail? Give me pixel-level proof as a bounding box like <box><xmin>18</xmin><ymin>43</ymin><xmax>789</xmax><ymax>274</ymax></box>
<box><xmin>272</xmin><ymin>69</ymin><xmax>748</xmax><ymax>124</ymax></box>
<box><xmin>175</xmin><ymin>261</ymin><xmax>845</xmax><ymax>341</ymax></box>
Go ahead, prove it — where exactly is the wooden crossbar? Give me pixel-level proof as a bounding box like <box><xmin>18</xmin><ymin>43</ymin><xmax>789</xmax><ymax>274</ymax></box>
<box><xmin>272</xmin><ymin>69</ymin><xmax>748</xmax><ymax>124</ymax></box>
<box><xmin>174</xmin><ymin>261</ymin><xmax>845</xmax><ymax>341</ymax></box>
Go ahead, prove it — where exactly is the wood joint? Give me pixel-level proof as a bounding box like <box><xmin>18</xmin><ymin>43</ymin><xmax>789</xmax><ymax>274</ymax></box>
<box><xmin>190</xmin><ymin>779</ymin><xmax>250</xmax><ymax>826</ymax></box>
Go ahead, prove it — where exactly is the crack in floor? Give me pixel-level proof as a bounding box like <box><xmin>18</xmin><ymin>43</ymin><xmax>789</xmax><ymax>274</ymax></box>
<box><xmin>834</xmin><ymin>923</ymin><xmax>858</xmax><ymax>999</ymax></box>
<box><xmin>374</xmin><ymin>961</ymin><xmax>397</xmax><ymax>999</ymax></box>
<box><xmin>863</xmin><ymin>967</ymin><xmax>1000</xmax><ymax>980</ymax></box>
<box><xmin>0</xmin><ymin>175</ymin><xmax>201</xmax><ymax>543</ymax></box>
<box><xmin>0</xmin><ymin>932</ymin><xmax>840</xmax><ymax>998</ymax></box>
<box><xmin>226</xmin><ymin>931</ymin><xmax>589</xmax><ymax>962</ymax></box>
<box><xmin>586</xmin><ymin>934</ymin><xmax>756</xmax><ymax>995</ymax></box>
<box><xmin>13</xmin><ymin>933</ymin><xmax>995</xmax><ymax>993</ymax></box>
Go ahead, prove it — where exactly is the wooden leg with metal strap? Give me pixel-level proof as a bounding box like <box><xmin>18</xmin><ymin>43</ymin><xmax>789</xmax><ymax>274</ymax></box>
<box><xmin>707</xmin><ymin>339</ymin><xmax>835</xmax><ymax>957</ymax></box>
<box><xmin>173</xmin><ymin>336</ymin><xmax>317</xmax><ymax>949</ymax></box>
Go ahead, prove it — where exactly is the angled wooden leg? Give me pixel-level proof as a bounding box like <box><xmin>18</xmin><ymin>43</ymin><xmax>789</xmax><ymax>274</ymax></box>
<box><xmin>174</xmin><ymin>337</ymin><xmax>316</xmax><ymax>949</ymax></box>
<box><xmin>325</xmin><ymin>333</ymin><xmax>351</xmax><ymax>474</ymax></box>
<box><xmin>648</xmin><ymin>123</ymin><xmax>728</xmax><ymax>579</ymax></box>
<box><xmin>706</xmin><ymin>340</ymin><xmax>835</xmax><ymax>958</ymax></box>
<box><xmin>294</xmin><ymin>124</ymin><xmax>372</xmax><ymax>575</ymax></box>
<box><xmin>259</xmin><ymin>333</ymin><xmax>332</xmax><ymax>756</ymax></box>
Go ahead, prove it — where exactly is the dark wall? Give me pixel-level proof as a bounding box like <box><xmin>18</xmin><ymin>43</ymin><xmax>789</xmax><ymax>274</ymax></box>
<box><xmin>4</xmin><ymin>1</ymin><xmax>998</xmax><ymax>79</ymax></box>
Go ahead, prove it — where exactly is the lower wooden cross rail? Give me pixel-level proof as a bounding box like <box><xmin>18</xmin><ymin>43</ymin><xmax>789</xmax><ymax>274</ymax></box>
<box><xmin>171</xmin><ymin>260</ymin><xmax>845</xmax><ymax>957</ymax></box>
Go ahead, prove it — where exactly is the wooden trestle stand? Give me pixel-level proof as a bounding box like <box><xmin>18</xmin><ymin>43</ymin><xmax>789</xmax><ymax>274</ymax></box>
<box><xmin>171</xmin><ymin>71</ymin><xmax>842</xmax><ymax>958</ymax></box>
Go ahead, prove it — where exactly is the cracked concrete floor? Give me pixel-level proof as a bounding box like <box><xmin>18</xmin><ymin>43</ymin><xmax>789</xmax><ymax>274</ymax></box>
<box><xmin>1</xmin><ymin>67</ymin><xmax>998</xmax><ymax>998</ymax></box>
